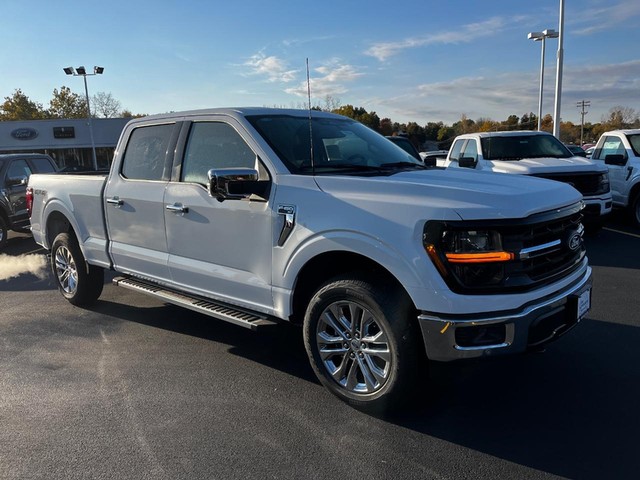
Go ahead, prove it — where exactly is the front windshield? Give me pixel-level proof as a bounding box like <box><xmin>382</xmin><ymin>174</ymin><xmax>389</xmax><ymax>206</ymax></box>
<box><xmin>247</xmin><ymin>114</ymin><xmax>423</xmax><ymax>174</ymax></box>
<box><xmin>480</xmin><ymin>134</ymin><xmax>572</xmax><ymax>161</ymax></box>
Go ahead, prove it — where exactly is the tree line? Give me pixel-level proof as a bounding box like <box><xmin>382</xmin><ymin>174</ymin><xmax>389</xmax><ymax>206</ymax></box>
<box><xmin>0</xmin><ymin>88</ymin><xmax>145</xmax><ymax>121</ymax></box>
<box><xmin>312</xmin><ymin>96</ymin><xmax>640</xmax><ymax>149</ymax></box>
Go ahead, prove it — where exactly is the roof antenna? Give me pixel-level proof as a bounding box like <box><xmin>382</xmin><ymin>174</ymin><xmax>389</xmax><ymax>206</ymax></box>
<box><xmin>306</xmin><ymin>58</ymin><xmax>315</xmax><ymax>174</ymax></box>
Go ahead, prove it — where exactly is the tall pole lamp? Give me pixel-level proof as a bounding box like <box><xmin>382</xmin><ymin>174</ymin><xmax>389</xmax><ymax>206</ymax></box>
<box><xmin>63</xmin><ymin>66</ymin><xmax>104</xmax><ymax>170</ymax></box>
<box><xmin>527</xmin><ymin>29</ymin><xmax>558</xmax><ymax>131</ymax></box>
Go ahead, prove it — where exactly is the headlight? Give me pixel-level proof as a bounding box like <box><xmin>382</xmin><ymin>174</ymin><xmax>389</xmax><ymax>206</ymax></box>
<box><xmin>599</xmin><ymin>172</ymin><xmax>610</xmax><ymax>193</ymax></box>
<box><xmin>424</xmin><ymin>223</ymin><xmax>514</xmax><ymax>289</ymax></box>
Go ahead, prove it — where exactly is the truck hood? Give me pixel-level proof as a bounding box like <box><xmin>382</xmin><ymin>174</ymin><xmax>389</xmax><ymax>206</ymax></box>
<box><xmin>314</xmin><ymin>168</ymin><xmax>582</xmax><ymax>221</ymax></box>
<box><xmin>488</xmin><ymin>156</ymin><xmax>607</xmax><ymax>175</ymax></box>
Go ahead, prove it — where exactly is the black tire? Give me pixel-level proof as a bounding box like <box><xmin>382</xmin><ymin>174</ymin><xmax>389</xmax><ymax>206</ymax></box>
<box><xmin>0</xmin><ymin>216</ymin><xmax>7</xmax><ymax>250</ymax></box>
<box><xmin>631</xmin><ymin>192</ymin><xmax>640</xmax><ymax>229</ymax></box>
<box><xmin>303</xmin><ymin>274</ymin><xmax>426</xmax><ymax>414</ymax></box>
<box><xmin>50</xmin><ymin>232</ymin><xmax>104</xmax><ymax>306</ymax></box>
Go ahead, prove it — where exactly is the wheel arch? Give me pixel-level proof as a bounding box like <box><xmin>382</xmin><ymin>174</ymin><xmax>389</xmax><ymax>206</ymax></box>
<box><xmin>290</xmin><ymin>250</ymin><xmax>415</xmax><ymax>326</ymax></box>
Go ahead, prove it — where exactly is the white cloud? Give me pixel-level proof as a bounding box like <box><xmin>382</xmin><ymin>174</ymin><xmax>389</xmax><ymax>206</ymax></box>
<box><xmin>571</xmin><ymin>2</ymin><xmax>640</xmax><ymax>35</ymax></box>
<box><xmin>244</xmin><ymin>53</ymin><xmax>298</xmax><ymax>83</ymax></box>
<box><xmin>285</xmin><ymin>62</ymin><xmax>364</xmax><ymax>98</ymax></box>
<box><xmin>365</xmin><ymin>17</ymin><xmax>509</xmax><ymax>61</ymax></box>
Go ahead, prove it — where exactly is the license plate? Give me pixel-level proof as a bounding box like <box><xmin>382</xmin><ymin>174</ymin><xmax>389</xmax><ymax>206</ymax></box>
<box><xmin>577</xmin><ymin>288</ymin><xmax>591</xmax><ymax>320</ymax></box>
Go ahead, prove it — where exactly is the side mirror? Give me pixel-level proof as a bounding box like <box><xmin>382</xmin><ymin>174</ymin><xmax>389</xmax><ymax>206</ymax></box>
<box><xmin>604</xmin><ymin>154</ymin><xmax>627</xmax><ymax>166</ymax></box>
<box><xmin>6</xmin><ymin>175</ymin><xmax>28</xmax><ymax>187</ymax></box>
<box><xmin>208</xmin><ymin>168</ymin><xmax>261</xmax><ymax>202</ymax></box>
<box><xmin>458</xmin><ymin>157</ymin><xmax>477</xmax><ymax>168</ymax></box>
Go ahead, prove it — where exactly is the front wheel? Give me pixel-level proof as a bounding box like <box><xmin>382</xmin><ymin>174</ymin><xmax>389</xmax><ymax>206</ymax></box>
<box><xmin>631</xmin><ymin>193</ymin><xmax>640</xmax><ymax>228</ymax></box>
<box><xmin>303</xmin><ymin>274</ymin><xmax>425</xmax><ymax>414</ymax></box>
<box><xmin>50</xmin><ymin>232</ymin><xmax>104</xmax><ymax>306</ymax></box>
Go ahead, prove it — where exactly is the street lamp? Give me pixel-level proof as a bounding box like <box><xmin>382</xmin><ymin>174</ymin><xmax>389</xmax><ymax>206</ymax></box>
<box><xmin>63</xmin><ymin>65</ymin><xmax>104</xmax><ymax>170</ymax></box>
<box><xmin>528</xmin><ymin>29</ymin><xmax>558</xmax><ymax>131</ymax></box>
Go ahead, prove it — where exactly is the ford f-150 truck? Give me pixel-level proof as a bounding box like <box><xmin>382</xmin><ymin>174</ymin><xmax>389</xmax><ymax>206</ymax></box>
<box><xmin>439</xmin><ymin>131</ymin><xmax>612</xmax><ymax>229</ymax></box>
<box><xmin>28</xmin><ymin>108</ymin><xmax>593</xmax><ymax>412</ymax></box>
<box><xmin>589</xmin><ymin>129</ymin><xmax>640</xmax><ymax>227</ymax></box>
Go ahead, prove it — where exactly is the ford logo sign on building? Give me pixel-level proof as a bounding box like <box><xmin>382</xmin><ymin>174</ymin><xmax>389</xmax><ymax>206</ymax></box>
<box><xmin>11</xmin><ymin>127</ymin><xmax>39</xmax><ymax>140</ymax></box>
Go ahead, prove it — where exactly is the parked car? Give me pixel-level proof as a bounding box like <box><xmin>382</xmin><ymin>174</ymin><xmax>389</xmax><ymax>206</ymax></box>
<box><xmin>565</xmin><ymin>144</ymin><xmax>587</xmax><ymax>157</ymax></box>
<box><xmin>0</xmin><ymin>153</ymin><xmax>57</xmax><ymax>249</ymax></box>
<box><xmin>439</xmin><ymin>131</ymin><xmax>612</xmax><ymax>229</ymax></box>
<box><xmin>590</xmin><ymin>129</ymin><xmax>640</xmax><ymax>226</ymax></box>
<box><xmin>419</xmin><ymin>150</ymin><xmax>449</xmax><ymax>164</ymax></box>
<box><xmin>385</xmin><ymin>135</ymin><xmax>422</xmax><ymax>161</ymax></box>
<box><xmin>584</xmin><ymin>146</ymin><xmax>595</xmax><ymax>158</ymax></box>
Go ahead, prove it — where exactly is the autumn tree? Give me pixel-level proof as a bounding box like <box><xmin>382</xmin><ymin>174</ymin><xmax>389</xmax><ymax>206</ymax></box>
<box><xmin>0</xmin><ymin>89</ymin><xmax>46</xmax><ymax>120</ymax></box>
<box><xmin>333</xmin><ymin>105</ymin><xmax>381</xmax><ymax>130</ymax></box>
<box><xmin>601</xmin><ymin>106</ymin><xmax>639</xmax><ymax>130</ymax></box>
<box><xmin>92</xmin><ymin>92</ymin><xmax>122</xmax><ymax>118</ymax></box>
<box><xmin>48</xmin><ymin>86</ymin><xmax>87</xmax><ymax>118</ymax></box>
<box><xmin>379</xmin><ymin>117</ymin><xmax>393</xmax><ymax>136</ymax></box>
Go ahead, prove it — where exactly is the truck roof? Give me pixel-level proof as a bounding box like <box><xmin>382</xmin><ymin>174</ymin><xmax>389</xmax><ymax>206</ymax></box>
<box><xmin>455</xmin><ymin>130</ymin><xmax>553</xmax><ymax>139</ymax></box>
<box><xmin>127</xmin><ymin>107</ymin><xmax>344</xmax><ymax>125</ymax></box>
<box><xmin>600</xmin><ymin>129</ymin><xmax>640</xmax><ymax>135</ymax></box>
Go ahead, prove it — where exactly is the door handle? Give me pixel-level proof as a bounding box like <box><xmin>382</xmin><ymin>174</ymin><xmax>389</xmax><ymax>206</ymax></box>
<box><xmin>106</xmin><ymin>197</ymin><xmax>123</xmax><ymax>207</ymax></box>
<box><xmin>166</xmin><ymin>203</ymin><xmax>189</xmax><ymax>214</ymax></box>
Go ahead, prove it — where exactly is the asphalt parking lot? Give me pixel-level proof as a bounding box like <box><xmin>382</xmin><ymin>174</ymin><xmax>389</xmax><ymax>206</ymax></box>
<box><xmin>1</xmin><ymin>212</ymin><xmax>639</xmax><ymax>480</ymax></box>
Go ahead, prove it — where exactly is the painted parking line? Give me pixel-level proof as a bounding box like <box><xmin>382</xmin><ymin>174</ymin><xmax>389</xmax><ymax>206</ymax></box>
<box><xmin>603</xmin><ymin>227</ymin><xmax>640</xmax><ymax>239</ymax></box>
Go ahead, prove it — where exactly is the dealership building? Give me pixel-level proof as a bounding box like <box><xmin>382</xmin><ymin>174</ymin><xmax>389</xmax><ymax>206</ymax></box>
<box><xmin>0</xmin><ymin>117</ymin><xmax>129</xmax><ymax>170</ymax></box>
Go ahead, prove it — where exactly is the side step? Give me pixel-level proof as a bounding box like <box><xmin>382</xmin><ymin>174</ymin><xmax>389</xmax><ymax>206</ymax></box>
<box><xmin>112</xmin><ymin>276</ymin><xmax>279</xmax><ymax>331</ymax></box>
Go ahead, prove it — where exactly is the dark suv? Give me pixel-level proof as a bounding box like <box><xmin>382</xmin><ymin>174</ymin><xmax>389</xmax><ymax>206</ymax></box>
<box><xmin>0</xmin><ymin>153</ymin><xmax>58</xmax><ymax>248</ymax></box>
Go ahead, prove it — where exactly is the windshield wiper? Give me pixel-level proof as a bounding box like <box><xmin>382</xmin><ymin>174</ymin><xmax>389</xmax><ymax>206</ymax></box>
<box><xmin>379</xmin><ymin>162</ymin><xmax>428</xmax><ymax>170</ymax></box>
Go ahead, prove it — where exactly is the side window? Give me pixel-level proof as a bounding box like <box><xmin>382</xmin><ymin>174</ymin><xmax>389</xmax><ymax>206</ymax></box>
<box><xmin>121</xmin><ymin>124</ymin><xmax>174</xmax><ymax>181</ymax></box>
<box><xmin>593</xmin><ymin>136</ymin><xmax>624</xmax><ymax>161</ymax></box>
<box><xmin>182</xmin><ymin>122</ymin><xmax>256</xmax><ymax>186</ymax></box>
<box><xmin>29</xmin><ymin>157</ymin><xmax>57</xmax><ymax>173</ymax></box>
<box><xmin>449</xmin><ymin>139</ymin><xmax>465</xmax><ymax>161</ymax></box>
<box><xmin>460</xmin><ymin>140</ymin><xmax>478</xmax><ymax>160</ymax></box>
<box><xmin>7</xmin><ymin>159</ymin><xmax>32</xmax><ymax>180</ymax></box>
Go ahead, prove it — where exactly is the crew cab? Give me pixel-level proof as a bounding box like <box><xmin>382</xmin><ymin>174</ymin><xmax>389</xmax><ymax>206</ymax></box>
<box><xmin>0</xmin><ymin>153</ymin><xmax>57</xmax><ymax>249</ymax></box>
<box><xmin>439</xmin><ymin>131</ymin><xmax>612</xmax><ymax>227</ymax></box>
<box><xmin>28</xmin><ymin>109</ymin><xmax>593</xmax><ymax>412</ymax></box>
<box><xmin>589</xmin><ymin>129</ymin><xmax>640</xmax><ymax>227</ymax></box>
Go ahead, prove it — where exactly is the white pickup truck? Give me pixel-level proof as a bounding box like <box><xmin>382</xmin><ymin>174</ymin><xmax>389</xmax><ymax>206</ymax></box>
<box><xmin>589</xmin><ymin>129</ymin><xmax>640</xmax><ymax>226</ymax></box>
<box><xmin>439</xmin><ymin>131</ymin><xmax>612</xmax><ymax>229</ymax></box>
<box><xmin>27</xmin><ymin>108</ymin><xmax>593</xmax><ymax>412</ymax></box>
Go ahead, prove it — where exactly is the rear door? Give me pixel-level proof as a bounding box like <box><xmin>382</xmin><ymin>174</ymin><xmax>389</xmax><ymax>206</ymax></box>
<box><xmin>104</xmin><ymin>122</ymin><xmax>180</xmax><ymax>282</ymax></box>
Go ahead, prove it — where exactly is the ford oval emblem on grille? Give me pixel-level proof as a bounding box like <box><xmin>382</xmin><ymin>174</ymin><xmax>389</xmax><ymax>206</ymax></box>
<box><xmin>567</xmin><ymin>232</ymin><xmax>582</xmax><ymax>251</ymax></box>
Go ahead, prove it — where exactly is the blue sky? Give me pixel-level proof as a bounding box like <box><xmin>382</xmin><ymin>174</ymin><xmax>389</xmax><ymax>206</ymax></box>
<box><xmin>1</xmin><ymin>0</ymin><xmax>638</xmax><ymax>126</ymax></box>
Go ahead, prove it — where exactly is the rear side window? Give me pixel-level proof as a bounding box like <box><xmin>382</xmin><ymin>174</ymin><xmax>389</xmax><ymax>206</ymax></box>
<box><xmin>181</xmin><ymin>122</ymin><xmax>257</xmax><ymax>186</ymax></box>
<box><xmin>29</xmin><ymin>157</ymin><xmax>56</xmax><ymax>173</ymax></box>
<box><xmin>121</xmin><ymin>124</ymin><xmax>174</xmax><ymax>181</ymax></box>
<box><xmin>7</xmin><ymin>159</ymin><xmax>32</xmax><ymax>179</ymax></box>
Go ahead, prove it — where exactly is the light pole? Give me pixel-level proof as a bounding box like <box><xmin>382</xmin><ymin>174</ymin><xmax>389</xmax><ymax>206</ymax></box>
<box><xmin>528</xmin><ymin>29</ymin><xmax>558</xmax><ymax>131</ymax></box>
<box><xmin>63</xmin><ymin>66</ymin><xmax>104</xmax><ymax>170</ymax></box>
<box><xmin>553</xmin><ymin>0</ymin><xmax>565</xmax><ymax>139</ymax></box>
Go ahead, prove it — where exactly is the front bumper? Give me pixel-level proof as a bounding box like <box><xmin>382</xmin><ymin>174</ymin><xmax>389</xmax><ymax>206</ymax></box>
<box><xmin>417</xmin><ymin>267</ymin><xmax>593</xmax><ymax>361</ymax></box>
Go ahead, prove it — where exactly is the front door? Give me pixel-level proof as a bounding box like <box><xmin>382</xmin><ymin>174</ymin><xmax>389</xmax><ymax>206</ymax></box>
<box><xmin>164</xmin><ymin>119</ymin><xmax>274</xmax><ymax>312</ymax></box>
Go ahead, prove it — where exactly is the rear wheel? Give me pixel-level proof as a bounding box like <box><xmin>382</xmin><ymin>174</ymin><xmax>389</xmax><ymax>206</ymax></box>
<box><xmin>0</xmin><ymin>217</ymin><xmax>7</xmax><ymax>249</ymax></box>
<box><xmin>303</xmin><ymin>274</ymin><xmax>425</xmax><ymax>414</ymax></box>
<box><xmin>50</xmin><ymin>232</ymin><xmax>104</xmax><ymax>306</ymax></box>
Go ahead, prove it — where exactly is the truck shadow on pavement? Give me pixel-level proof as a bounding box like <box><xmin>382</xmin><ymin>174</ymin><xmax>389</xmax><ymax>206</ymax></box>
<box><xmin>90</xmin><ymin>294</ymin><xmax>638</xmax><ymax>479</ymax></box>
<box><xmin>393</xmin><ymin>316</ymin><xmax>640</xmax><ymax>480</ymax></box>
